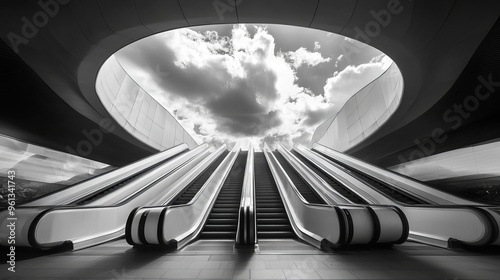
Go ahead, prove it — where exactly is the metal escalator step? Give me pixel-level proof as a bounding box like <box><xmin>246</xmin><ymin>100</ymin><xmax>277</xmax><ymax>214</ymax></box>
<box><xmin>256</xmin><ymin>212</ymin><xmax>287</xmax><ymax>218</ymax></box>
<box><xmin>200</xmin><ymin>232</ymin><xmax>236</xmax><ymax>239</ymax></box>
<box><xmin>257</xmin><ymin>224</ymin><xmax>293</xmax><ymax>231</ymax></box>
<box><xmin>256</xmin><ymin>203</ymin><xmax>284</xmax><ymax>207</ymax></box>
<box><xmin>210</xmin><ymin>212</ymin><xmax>238</xmax><ymax>218</ymax></box>
<box><xmin>258</xmin><ymin>218</ymin><xmax>290</xmax><ymax>224</ymax></box>
<box><xmin>212</xmin><ymin>203</ymin><xmax>239</xmax><ymax>207</ymax></box>
<box><xmin>211</xmin><ymin>208</ymin><xmax>238</xmax><ymax>213</ymax></box>
<box><xmin>257</xmin><ymin>208</ymin><xmax>286</xmax><ymax>213</ymax></box>
<box><xmin>207</xmin><ymin>218</ymin><xmax>237</xmax><ymax>224</ymax></box>
<box><xmin>200</xmin><ymin>152</ymin><xmax>246</xmax><ymax>239</ymax></box>
<box><xmin>257</xmin><ymin>231</ymin><xmax>295</xmax><ymax>238</ymax></box>
<box><xmin>204</xmin><ymin>224</ymin><xmax>237</xmax><ymax>230</ymax></box>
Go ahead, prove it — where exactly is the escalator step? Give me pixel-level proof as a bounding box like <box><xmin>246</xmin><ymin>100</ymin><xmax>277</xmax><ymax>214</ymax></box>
<box><xmin>258</xmin><ymin>231</ymin><xmax>295</xmax><ymax>238</ymax></box>
<box><xmin>258</xmin><ymin>218</ymin><xmax>290</xmax><ymax>224</ymax></box>
<box><xmin>207</xmin><ymin>218</ymin><xmax>237</xmax><ymax>224</ymax></box>
<box><xmin>200</xmin><ymin>232</ymin><xmax>236</xmax><ymax>239</ymax></box>
<box><xmin>257</xmin><ymin>224</ymin><xmax>293</xmax><ymax>231</ymax></box>
<box><xmin>204</xmin><ymin>224</ymin><xmax>237</xmax><ymax>231</ymax></box>
<box><xmin>254</xmin><ymin>152</ymin><xmax>296</xmax><ymax>240</ymax></box>
<box><xmin>257</xmin><ymin>208</ymin><xmax>286</xmax><ymax>213</ymax></box>
<box><xmin>200</xmin><ymin>152</ymin><xmax>247</xmax><ymax>240</ymax></box>
<box><xmin>210</xmin><ymin>213</ymin><xmax>238</xmax><ymax>219</ymax></box>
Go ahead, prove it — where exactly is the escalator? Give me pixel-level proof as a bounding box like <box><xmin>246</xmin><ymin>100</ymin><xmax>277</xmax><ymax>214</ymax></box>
<box><xmin>254</xmin><ymin>152</ymin><xmax>295</xmax><ymax>239</ymax></box>
<box><xmin>73</xmin><ymin>173</ymin><xmax>142</xmax><ymax>205</ymax></box>
<box><xmin>317</xmin><ymin>151</ymin><xmax>426</xmax><ymax>205</ymax></box>
<box><xmin>72</xmin><ymin>149</ymin><xmax>188</xmax><ymax>206</ymax></box>
<box><xmin>200</xmin><ymin>152</ymin><xmax>247</xmax><ymax>239</ymax></box>
<box><xmin>273</xmin><ymin>151</ymin><xmax>326</xmax><ymax>205</ymax></box>
<box><xmin>291</xmin><ymin>150</ymin><xmax>367</xmax><ymax>204</ymax></box>
<box><xmin>172</xmin><ymin>151</ymin><xmax>229</xmax><ymax>205</ymax></box>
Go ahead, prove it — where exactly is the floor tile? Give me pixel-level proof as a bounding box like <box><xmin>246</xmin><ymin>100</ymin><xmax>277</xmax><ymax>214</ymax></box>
<box><xmin>251</xmin><ymin>269</ymin><xmax>286</xmax><ymax>279</ymax></box>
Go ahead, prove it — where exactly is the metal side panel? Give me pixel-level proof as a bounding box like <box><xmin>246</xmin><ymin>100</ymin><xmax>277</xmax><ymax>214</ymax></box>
<box><xmin>263</xmin><ymin>147</ymin><xmax>342</xmax><ymax>249</ymax></box>
<box><xmin>0</xmin><ymin>144</ymin><xmax>207</xmax><ymax>250</ymax></box>
<box><xmin>264</xmin><ymin>145</ymin><xmax>408</xmax><ymax>248</ymax></box>
<box><xmin>24</xmin><ymin>143</ymin><xmax>190</xmax><ymax>206</ymax></box>
<box><xmin>404</xmin><ymin>206</ymin><xmax>498</xmax><ymax>248</ymax></box>
<box><xmin>313</xmin><ymin>143</ymin><xmax>480</xmax><ymax>205</ymax></box>
<box><xmin>127</xmin><ymin>144</ymin><xmax>242</xmax><ymax>250</ymax></box>
<box><xmin>88</xmin><ymin>145</ymin><xmax>208</xmax><ymax>205</ymax></box>
<box><xmin>236</xmin><ymin>146</ymin><xmax>257</xmax><ymax>246</ymax></box>
<box><xmin>277</xmin><ymin>144</ymin><xmax>350</xmax><ymax>205</ymax></box>
<box><xmin>294</xmin><ymin>144</ymin><xmax>375</xmax><ymax>204</ymax></box>
<box><xmin>296</xmin><ymin>144</ymin><xmax>392</xmax><ymax>205</ymax></box>
<box><xmin>148</xmin><ymin>149</ymin><xmax>213</xmax><ymax>206</ymax></box>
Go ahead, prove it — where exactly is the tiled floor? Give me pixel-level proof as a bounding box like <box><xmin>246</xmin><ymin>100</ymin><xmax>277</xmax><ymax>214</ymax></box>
<box><xmin>1</xmin><ymin>239</ymin><xmax>500</xmax><ymax>279</ymax></box>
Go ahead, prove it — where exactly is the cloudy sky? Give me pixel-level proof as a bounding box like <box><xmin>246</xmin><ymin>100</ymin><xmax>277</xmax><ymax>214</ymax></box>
<box><xmin>115</xmin><ymin>24</ymin><xmax>392</xmax><ymax>150</ymax></box>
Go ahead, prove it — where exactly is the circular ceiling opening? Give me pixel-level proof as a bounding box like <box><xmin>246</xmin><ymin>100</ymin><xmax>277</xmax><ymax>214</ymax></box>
<box><xmin>96</xmin><ymin>24</ymin><xmax>402</xmax><ymax>151</ymax></box>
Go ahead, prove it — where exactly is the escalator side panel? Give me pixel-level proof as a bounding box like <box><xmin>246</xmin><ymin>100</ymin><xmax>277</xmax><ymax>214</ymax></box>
<box><xmin>172</xmin><ymin>151</ymin><xmax>229</xmax><ymax>205</ymax></box>
<box><xmin>291</xmin><ymin>150</ymin><xmax>367</xmax><ymax>204</ymax></box>
<box><xmin>317</xmin><ymin>152</ymin><xmax>425</xmax><ymax>205</ymax></box>
<box><xmin>273</xmin><ymin>151</ymin><xmax>326</xmax><ymax>205</ymax></box>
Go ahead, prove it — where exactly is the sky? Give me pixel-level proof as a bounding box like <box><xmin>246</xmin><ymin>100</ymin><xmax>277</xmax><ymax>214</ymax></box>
<box><xmin>115</xmin><ymin>24</ymin><xmax>392</xmax><ymax>150</ymax></box>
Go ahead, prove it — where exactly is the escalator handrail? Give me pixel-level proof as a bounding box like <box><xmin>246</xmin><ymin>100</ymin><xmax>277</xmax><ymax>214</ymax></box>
<box><xmin>263</xmin><ymin>145</ymin><xmax>346</xmax><ymax>249</ymax></box>
<box><xmin>294</xmin><ymin>145</ymin><xmax>375</xmax><ymax>204</ymax></box>
<box><xmin>78</xmin><ymin>145</ymin><xmax>207</xmax><ymax>206</ymax></box>
<box><xmin>313</xmin><ymin>143</ymin><xmax>481</xmax><ymax>205</ymax></box>
<box><xmin>0</xmin><ymin>145</ymin><xmax>208</xmax><ymax>250</ymax></box>
<box><xmin>300</xmin><ymin>144</ymin><xmax>421</xmax><ymax>205</ymax></box>
<box><xmin>126</xmin><ymin>145</ymin><xmax>242</xmax><ymax>249</ymax></box>
<box><xmin>148</xmin><ymin>150</ymin><xmax>217</xmax><ymax>206</ymax></box>
<box><xmin>264</xmin><ymin>145</ymin><xmax>409</xmax><ymax>248</ymax></box>
<box><xmin>277</xmin><ymin>144</ymin><xmax>351</xmax><ymax>205</ymax></box>
<box><xmin>130</xmin><ymin>145</ymin><xmax>228</xmax><ymax>211</ymax></box>
<box><xmin>112</xmin><ymin>149</ymin><xmax>211</xmax><ymax>205</ymax></box>
<box><xmin>236</xmin><ymin>147</ymin><xmax>256</xmax><ymax>245</ymax></box>
<box><xmin>23</xmin><ymin>143</ymin><xmax>190</xmax><ymax>206</ymax></box>
<box><xmin>402</xmin><ymin>204</ymin><xmax>499</xmax><ymax>247</ymax></box>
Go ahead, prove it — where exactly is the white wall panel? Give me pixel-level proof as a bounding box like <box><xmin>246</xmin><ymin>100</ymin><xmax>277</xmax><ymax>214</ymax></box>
<box><xmin>390</xmin><ymin>142</ymin><xmax>500</xmax><ymax>181</ymax></box>
<box><xmin>95</xmin><ymin>55</ymin><xmax>198</xmax><ymax>151</ymax></box>
<box><xmin>312</xmin><ymin>63</ymin><xmax>403</xmax><ymax>152</ymax></box>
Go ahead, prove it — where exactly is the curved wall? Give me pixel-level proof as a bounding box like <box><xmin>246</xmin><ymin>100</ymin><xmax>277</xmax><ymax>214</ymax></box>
<box><xmin>312</xmin><ymin>63</ymin><xmax>403</xmax><ymax>151</ymax></box>
<box><xmin>1</xmin><ymin>1</ymin><xmax>498</xmax><ymax>159</ymax></box>
<box><xmin>96</xmin><ymin>55</ymin><xmax>198</xmax><ymax>151</ymax></box>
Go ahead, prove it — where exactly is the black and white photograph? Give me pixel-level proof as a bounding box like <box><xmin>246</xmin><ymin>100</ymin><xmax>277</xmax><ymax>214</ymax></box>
<box><xmin>1</xmin><ymin>0</ymin><xmax>499</xmax><ymax>279</ymax></box>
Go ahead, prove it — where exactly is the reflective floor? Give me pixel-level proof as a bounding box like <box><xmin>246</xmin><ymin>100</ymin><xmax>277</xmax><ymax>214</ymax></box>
<box><xmin>2</xmin><ymin>239</ymin><xmax>500</xmax><ymax>279</ymax></box>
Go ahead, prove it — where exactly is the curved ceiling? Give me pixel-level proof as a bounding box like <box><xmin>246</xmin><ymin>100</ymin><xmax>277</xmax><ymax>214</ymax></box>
<box><xmin>1</xmin><ymin>0</ymin><xmax>499</xmax><ymax>165</ymax></box>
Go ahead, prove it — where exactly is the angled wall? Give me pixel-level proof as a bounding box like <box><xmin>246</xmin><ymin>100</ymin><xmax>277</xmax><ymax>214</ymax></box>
<box><xmin>312</xmin><ymin>63</ymin><xmax>403</xmax><ymax>151</ymax></box>
<box><xmin>96</xmin><ymin>55</ymin><xmax>198</xmax><ymax>150</ymax></box>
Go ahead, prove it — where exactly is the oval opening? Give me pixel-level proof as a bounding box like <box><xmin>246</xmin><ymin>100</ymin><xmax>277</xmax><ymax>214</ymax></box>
<box><xmin>95</xmin><ymin>24</ymin><xmax>402</xmax><ymax>151</ymax></box>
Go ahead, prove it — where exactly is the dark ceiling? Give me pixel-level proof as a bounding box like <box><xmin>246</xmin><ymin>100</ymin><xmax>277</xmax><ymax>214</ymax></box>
<box><xmin>349</xmin><ymin>16</ymin><xmax>500</xmax><ymax>167</ymax></box>
<box><xmin>1</xmin><ymin>13</ymin><xmax>499</xmax><ymax>168</ymax></box>
<box><xmin>0</xmin><ymin>40</ymin><xmax>153</xmax><ymax>167</ymax></box>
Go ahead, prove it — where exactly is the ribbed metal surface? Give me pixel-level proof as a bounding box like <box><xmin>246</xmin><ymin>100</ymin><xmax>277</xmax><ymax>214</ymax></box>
<box><xmin>273</xmin><ymin>151</ymin><xmax>326</xmax><ymax>205</ymax></box>
<box><xmin>73</xmin><ymin>150</ymin><xmax>187</xmax><ymax>205</ymax></box>
<box><xmin>321</xmin><ymin>153</ymin><xmax>425</xmax><ymax>205</ymax></box>
<box><xmin>200</xmin><ymin>152</ymin><xmax>247</xmax><ymax>239</ymax></box>
<box><xmin>255</xmin><ymin>152</ymin><xmax>295</xmax><ymax>239</ymax></box>
<box><xmin>172</xmin><ymin>151</ymin><xmax>228</xmax><ymax>205</ymax></box>
<box><xmin>291</xmin><ymin>150</ymin><xmax>367</xmax><ymax>204</ymax></box>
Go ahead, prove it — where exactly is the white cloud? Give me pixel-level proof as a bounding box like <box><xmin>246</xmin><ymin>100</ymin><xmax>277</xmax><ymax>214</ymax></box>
<box><xmin>324</xmin><ymin>54</ymin><xmax>393</xmax><ymax>114</ymax></box>
<box><xmin>314</xmin><ymin>41</ymin><xmax>321</xmax><ymax>51</ymax></box>
<box><xmin>287</xmin><ymin>47</ymin><xmax>331</xmax><ymax>69</ymax></box>
<box><xmin>335</xmin><ymin>54</ymin><xmax>344</xmax><ymax>67</ymax></box>
<box><xmin>116</xmin><ymin>24</ymin><xmax>389</xmax><ymax>150</ymax></box>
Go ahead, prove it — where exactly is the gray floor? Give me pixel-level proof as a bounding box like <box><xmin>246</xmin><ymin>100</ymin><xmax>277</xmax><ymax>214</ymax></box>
<box><xmin>2</xmin><ymin>239</ymin><xmax>500</xmax><ymax>279</ymax></box>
